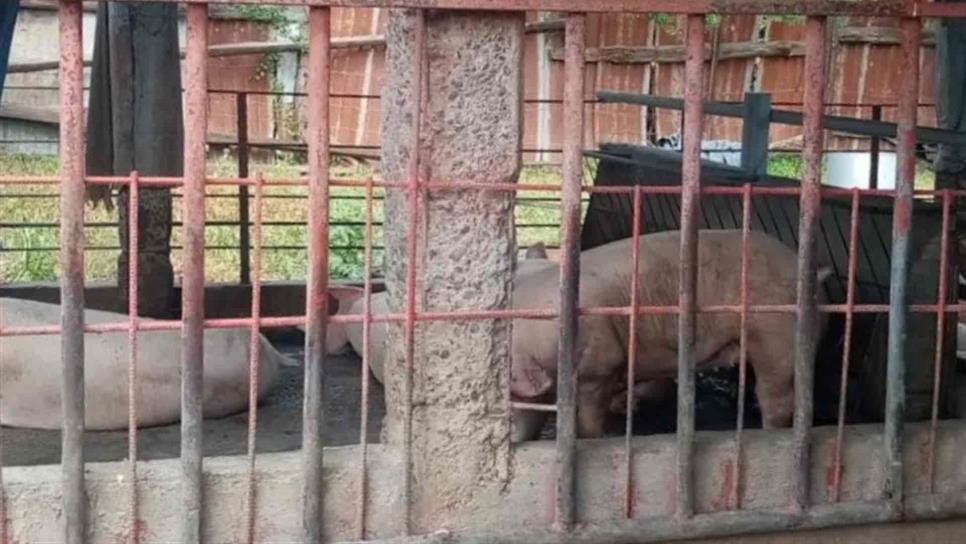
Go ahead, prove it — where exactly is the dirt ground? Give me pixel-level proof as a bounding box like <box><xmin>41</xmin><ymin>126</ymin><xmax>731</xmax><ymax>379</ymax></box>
<box><xmin>1</xmin><ymin>332</ymin><xmax>386</xmax><ymax>467</ymax></box>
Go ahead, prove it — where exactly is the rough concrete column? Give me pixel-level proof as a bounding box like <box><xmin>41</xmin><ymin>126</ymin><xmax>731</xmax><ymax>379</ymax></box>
<box><xmin>381</xmin><ymin>9</ymin><xmax>524</xmax><ymax>531</ymax></box>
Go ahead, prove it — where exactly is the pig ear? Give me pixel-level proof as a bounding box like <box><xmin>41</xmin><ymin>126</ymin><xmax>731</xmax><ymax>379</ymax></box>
<box><xmin>328</xmin><ymin>287</ymin><xmax>366</xmax><ymax>316</ymax></box>
<box><xmin>525</xmin><ymin>243</ymin><xmax>548</xmax><ymax>260</ymax></box>
<box><xmin>511</xmin><ymin>356</ymin><xmax>553</xmax><ymax>399</ymax></box>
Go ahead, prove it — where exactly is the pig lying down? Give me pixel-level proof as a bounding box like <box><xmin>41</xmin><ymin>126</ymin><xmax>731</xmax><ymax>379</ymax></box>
<box><xmin>510</xmin><ymin>229</ymin><xmax>831</xmax><ymax>442</ymax></box>
<box><xmin>0</xmin><ymin>297</ymin><xmax>295</xmax><ymax>431</ymax></box>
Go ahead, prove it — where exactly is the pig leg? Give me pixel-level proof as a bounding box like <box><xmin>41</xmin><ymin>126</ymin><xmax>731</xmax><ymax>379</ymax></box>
<box><xmin>576</xmin><ymin>380</ymin><xmax>611</xmax><ymax>438</ymax></box>
<box><xmin>747</xmin><ymin>332</ymin><xmax>795</xmax><ymax>429</ymax></box>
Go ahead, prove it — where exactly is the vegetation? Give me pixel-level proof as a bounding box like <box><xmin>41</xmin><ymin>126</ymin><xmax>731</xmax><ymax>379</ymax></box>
<box><xmin>0</xmin><ymin>153</ymin><xmax>937</xmax><ymax>285</ymax></box>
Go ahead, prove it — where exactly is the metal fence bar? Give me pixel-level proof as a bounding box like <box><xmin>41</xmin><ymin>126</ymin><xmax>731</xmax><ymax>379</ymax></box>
<box><xmin>244</xmin><ymin>172</ymin><xmax>265</xmax><ymax>544</ymax></box>
<box><xmin>356</xmin><ymin>177</ymin><xmax>375</xmax><ymax>540</ymax></box>
<box><xmin>302</xmin><ymin>7</ymin><xmax>332</xmax><ymax>542</ymax></box>
<box><xmin>927</xmin><ymin>188</ymin><xmax>951</xmax><ymax>494</ymax></box>
<box><xmin>623</xmin><ymin>185</ymin><xmax>642</xmax><ymax>519</ymax></box>
<box><xmin>126</xmin><ymin>172</ymin><xmax>141</xmax><ymax>544</ymax></box>
<box><xmin>830</xmin><ymin>188</ymin><xmax>861</xmax><ymax>503</ymax></box>
<box><xmin>676</xmin><ymin>13</ymin><xmax>705</xmax><ymax>520</ymax></box>
<box><xmin>792</xmin><ymin>15</ymin><xmax>827</xmax><ymax>513</ymax></box>
<box><xmin>884</xmin><ymin>16</ymin><xmax>921</xmax><ymax>515</ymax></box>
<box><xmin>238</xmin><ymin>92</ymin><xmax>252</xmax><ymax>285</ymax></box>
<box><xmin>58</xmin><ymin>1</ymin><xmax>86</xmax><ymax>542</ymax></box>
<box><xmin>180</xmin><ymin>4</ymin><xmax>209</xmax><ymax>542</ymax></box>
<box><xmin>402</xmin><ymin>9</ymin><xmax>427</xmax><ymax>535</ymax></box>
<box><xmin>556</xmin><ymin>11</ymin><xmax>585</xmax><ymax>531</ymax></box>
<box><xmin>730</xmin><ymin>182</ymin><xmax>752</xmax><ymax>510</ymax></box>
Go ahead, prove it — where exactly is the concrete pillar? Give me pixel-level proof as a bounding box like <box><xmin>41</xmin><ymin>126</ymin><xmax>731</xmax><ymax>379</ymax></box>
<box><xmin>380</xmin><ymin>9</ymin><xmax>524</xmax><ymax>530</ymax></box>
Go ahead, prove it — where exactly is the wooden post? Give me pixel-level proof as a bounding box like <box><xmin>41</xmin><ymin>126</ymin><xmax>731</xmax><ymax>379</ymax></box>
<box><xmin>741</xmin><ymin>92</ymin><xmax>771</xmax><ymax>181</ymax></box>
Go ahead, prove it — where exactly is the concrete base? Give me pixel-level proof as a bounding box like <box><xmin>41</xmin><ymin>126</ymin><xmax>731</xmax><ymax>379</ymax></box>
<box><xmin>4</xmin><ymin>420</ymin><xmax>966</xmax><ymax>542</ymax></box>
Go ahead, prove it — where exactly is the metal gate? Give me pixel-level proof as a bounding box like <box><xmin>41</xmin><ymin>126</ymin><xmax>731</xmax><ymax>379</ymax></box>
<box><xmin>1</xmin><ymin>1</ymin><xmax>965</xmax><ymax>543</ymax></box>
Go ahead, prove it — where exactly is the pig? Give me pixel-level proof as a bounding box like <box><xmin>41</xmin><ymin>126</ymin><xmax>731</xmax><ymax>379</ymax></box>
<box><xmin>344</xmin><ymin>242</ymin><xmax>557</xmax><ymax>386</ymax></box>
<box><xmin>0</xmin><ymin>297</ymin><xmax>295</xmax><ymax>430</ymax></box>
<box><xmin>508</xmin><ymin>229</ymin><xmax>831</xmax><ymax>441</ymax></box>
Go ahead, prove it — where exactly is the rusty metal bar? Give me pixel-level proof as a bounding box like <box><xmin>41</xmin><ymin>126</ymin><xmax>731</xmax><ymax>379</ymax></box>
<box><xmin>730</xmin><ymin>182</ymin><xmax>752</xmax><ymax>511</ymax></box>
<box><xmin>244</xmin><ymin>173</ymin><xmax>265</xmax><ymax>544</ymax></box>
<box><xmin>181</xmin><ymin>4</ymin><xmax>208</xmax><ymax>542</ymax></box>
<box><xmin>556</xmin><ymin>12</ymin><xmax>585</xmax><ymax>531</ymax></box>
<box><xmin>356</xmin><ymin>177</ymin><xmax>375</xmax><ymax>540</ymax></box>
<box><xmin>402</xmin><ymin>8</ymin><xmax>427</xmax><ymax>536</ymax></box>
<box><xmin>884</xmin><ymin>16</ymin><xmax>921</xmax><ymax>515</ymax></box>
<box><xmin>126</xmin><ymin>172</ymin><xmax>141</xmax><ymax>544</ymax></box>
<box><xmin>238</xmin><ymin>92</ymin><xmax>252</xmax><ymax>285</ymax></box>
<box><xmin>869</xmin><ymin>105</ymin><xmax>882</xmax><ymax>189</ymax></box>
<box><xmin>830</xmin><ymin>188</ymin><xmax>861</xmax><ymax>503</ymax></box>
<box><xmin>302</xmin><ymin>7</ymin><xmax>331</xmax><ymax>543</ymax></box>
<box><xmin>927</xmin><ymin>189</ymin><xmax>951</xmax><ymax>494</ymax></box>
<box><xmin>792</xmin><ymin>15</ymin><xmax>827</xmax><ymax>514</ymax></box>
<box><xmin>676</xmin><ymin>13</ymin><xmax>705</xmax><ymax>520</ymax></box>
<box><xmin>624</xmin><ymin>185</ymin><xmax>642</xmax><ymax>519</ymax></box>
<box><xmin>58</xmin><ymin>1</ymin><xmax>87</xmax><ymax>542</ymax></box>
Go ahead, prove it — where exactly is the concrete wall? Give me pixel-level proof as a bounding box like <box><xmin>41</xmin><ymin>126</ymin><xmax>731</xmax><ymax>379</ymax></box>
<box><xmin>3</xmin><ymin>421</ymin><xmax>966</xmax><ymax>542</ymax></box>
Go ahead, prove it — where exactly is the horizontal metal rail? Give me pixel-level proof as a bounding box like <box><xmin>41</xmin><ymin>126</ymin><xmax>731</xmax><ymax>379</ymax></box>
<box><xmin>597</xmin><ymin>91</ymin><xmax>965</xmax><ymax>146</ymax></box>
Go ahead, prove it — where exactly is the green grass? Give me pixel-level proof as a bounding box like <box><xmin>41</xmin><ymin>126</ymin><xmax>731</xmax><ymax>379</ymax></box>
<box><xmin>0</xmin><ymin>152</ymin><xmax>941</xmax><ymax>285</ymax></box>
<box><xmin>0</xmin><ymin>153</ymin><xmax>568</xmax><ymax>284</ymax></box>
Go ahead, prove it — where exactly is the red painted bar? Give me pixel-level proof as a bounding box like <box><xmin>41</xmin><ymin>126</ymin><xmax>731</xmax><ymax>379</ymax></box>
<box><xmin>927</xmin><ymin>189</ymin><xmax>952</xmax><ymax>494</ymax></box>
<box><xmin>244</xmin><ymin>173</ymin><xmax>265</xmax><ymax>544</ymax></box>
<box><xmin>126</xmin><ymin>172</ymin><xmax>141</xmax><ymax>544</ymax></box>
<box><xmin>58</xmin><ymin>2</ymin><xmax>87</xmax><ymax>542</ymax></box>
<box><xmin>676</xmin><ymin>13</ymin><xmax>705</xmax><ymax>520</ymax></box>
<box><xmin>302</xmin><ymin>7</ymin><xmax>332</xmax><ymax>542</ymax></box>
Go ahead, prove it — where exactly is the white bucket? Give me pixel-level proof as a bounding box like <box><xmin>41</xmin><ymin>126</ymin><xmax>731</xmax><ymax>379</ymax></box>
<box><xmin>824</xmin><ymin>151</ymin><xmax>897</xmax><ymax>190</ymax></box>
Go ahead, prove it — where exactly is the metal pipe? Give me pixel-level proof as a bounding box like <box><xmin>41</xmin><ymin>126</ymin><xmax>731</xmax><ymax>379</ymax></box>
<box><xmin>624</xmin><ymin>185</ymin><xmax>642</xmax><ymax>519</ymax></box>
<box><xmin>927</xmin><ymin>189</ymin><xmax>951</xmax><ymax>494</ymax></box>
<box><xmin>676</xmin><ymin>13</ymin><xmax>705</xmax><ymax>520</ymax></box>
<box><xmin>884</xmin><ymin>16</ymin><xmax>920</xmax><ymax>515</ymax></box>
<box><xmin>244</xmin><ymin>172</ymin><xmax>265</xmax><ymax>544</ymax></box>
<box><xmin>402</xmin><ymin>9</ymin><xmax>427</xmax><ymax>536</ymax></box>
<box><xmin>302</xmin><ymin>7</ymin><xmax>331</xmax><ymax>543</ymax></box>
<box><xmin>730</xmin><ymin>182</ymin><xmax>752</xmax><ymax>510</ymax></box>
<box><xmin>126</xmin><ymin>171</ymin><xmax>141</xmax><ymax>544</ymax></box>
<box><xmin>181</xmin><ymin>4</ymin><xmax>208</xmax><ymax>542</ymax></box>
<box><xmin>792</xmin><ymin>15</ymin><xmax>826</xmax><ymax>513</ymax></box>
<box><xmin>58</xmin><ymin>2</ymin><xmax>86</xmax><ymax>542</ymax></box>
<box><xmin>237</xmin><ymin>92</ymin><xmax>252</xmax><ymax>285</ymax></box>
<box><xmin>357</xmin><ymin>177</ymin><xmax>375</xmax><ymax>540</ymax></box>
<box><xmin>556</xmin><ymin>12</ymin><xmax>585</xmax><ymax>531</ymax></box>
<box><xmin>830</xmin><ymin>188</ymin><xmax>860</xmax><ymax>503</ymax></box>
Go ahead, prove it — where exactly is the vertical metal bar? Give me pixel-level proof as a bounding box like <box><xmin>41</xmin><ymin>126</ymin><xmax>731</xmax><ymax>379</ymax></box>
<box><xmin>302</xmin><ymin>7</ymin><xmax>331</xmax><ymax>543</ymax></box>
<box><xmin>730</xmin><ymin>182</ymin><xmax>752</xmax><ymax>511</ymax></box>
<box><xmin>402</xmin><ymin>10</ymin><xmax>427</xmax><ymax>536</ymax></box>
<box><xmin>181</xmin><ymin>4</ymin><xmax>208</xmax><ymax>543</ymax></box>
<box><xmin>676</xmin><ymin>14</ymin><xmax>705</xmax><ymax>520</ymax></box>
<box><xmin>356</xmin><ymin>177</ymin><xmax>375</xmax><ymax>540</ymax></box>
<box><xmin>556</xmin><ymin>12</ymin><xmax>585</xmax><ymax>532</ymax></box>
<box><xmin>792</xmin><ymin>15</ymin><xmax>827</xmax><ymax>513</ymax></box>
<box><xmin>624</xmin><ymin>185</ymin><xmax>642</xmax><ymax>519</ymax></box>
<box><xmin>127</xmin><ymin>171</ymin><xmax>141</xmax><ymax>544</ymax></box>
<box><xmin>0</xmin><ymin>223</ymin><xmax>5</xmax><ymax>544</ymax></box>
<box><xmin>869</xmin><ymin>105</ymin><xmax>882</xmax><ymax>189</ymax></box>
<box><xmin>927</xmin><ymin>189</ymin><xmax>951</xmax><ymax>494</ymax></box>
<box><xmin>884</xmin><ymin>16</ymin><xmax>920</xmax><ymax>514</ymax></box>
<box><xmin>831</xmin><ymin>188</ymin><xmax>860</xmax><ymax>503</ymax></box>
<box><xmin>237</xmin><ymin>92</ymin><xmax>251</xmax><ymax>285</ymax></box>
<box><xmin>244</xmin><ymin>172</ymin><xmax>264</xmax><ymax>544</ymax></box>
<box><xmin>59</xmin><ymin>1</ymin><xmax>86</xmax><ymax>542</ymax></box>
